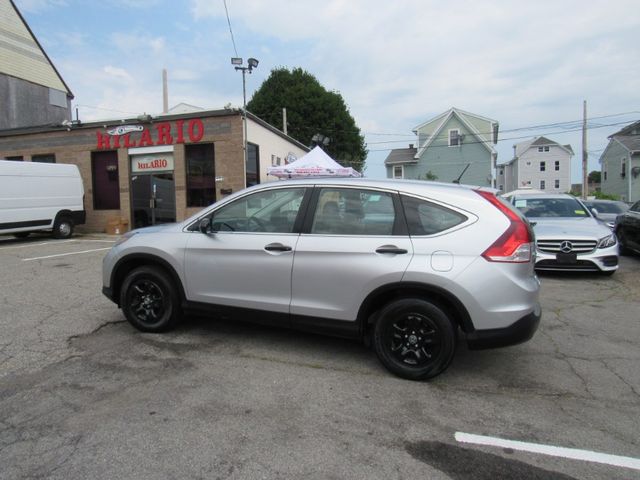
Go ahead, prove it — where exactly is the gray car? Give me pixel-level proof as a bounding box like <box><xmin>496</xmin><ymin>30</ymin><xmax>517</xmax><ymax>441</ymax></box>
<box><xmin>508</xmin><ymin>193</ymin><xmax>618</xmax><ymax>275</ymax></box>
<box><xmin>102</xmin><ymin>179</ymin><xmax>541</xmax><ymax>380</ymax></box>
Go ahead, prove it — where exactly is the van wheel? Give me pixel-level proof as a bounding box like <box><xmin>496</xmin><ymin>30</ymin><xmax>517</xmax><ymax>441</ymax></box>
<box><xmin>120</xmin><ymin>266</ymin><xmax>181</xmax><ymax>332</ymax></box>
<box><xmin>53</xmin><ymin>216</ymin><xmax>74</xmax><ymax>239</ymax></box>
<box><xmin>373</xmin><ymin>299</ymin><xmax>456</xmax><ymax>380</ymax></box>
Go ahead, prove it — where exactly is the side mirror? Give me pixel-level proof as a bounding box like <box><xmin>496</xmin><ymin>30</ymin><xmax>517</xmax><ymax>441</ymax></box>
<box><xmin>590</xmin><ymin>208</ymin><xmax>599</xmax><ymax>218</ymax></box>
<box><xmin>198</xmin><ymin>217</ymin><xmax>211</xmax><ymax>234</ymax></box>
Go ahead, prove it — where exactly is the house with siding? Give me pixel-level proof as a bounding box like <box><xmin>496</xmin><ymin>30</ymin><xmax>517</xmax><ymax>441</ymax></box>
<box><xmin>599</xmin><ymin>120</ymin><xmax>640</xmax><ymax>203</ymax></box>
<box><xmin>497</xmin><ymin>137</ymin><xmax>573</xmax><ymax>193</ymax></box>
<box><xmin>0</xmin><ymin>0</ymin><xmax>73</xmax><ymax>130</ymax></box>
<box><xmin>385</xmin><ymin>108</ymin><xmax>498</xmax><ymax>186</ymax></box>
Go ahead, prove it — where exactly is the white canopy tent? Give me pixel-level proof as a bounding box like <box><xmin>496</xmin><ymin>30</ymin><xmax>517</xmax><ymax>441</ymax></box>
<box><xmin>267</xmin><ymin>146</ymin><xmax>361</xmax><ymax>179</ymax></box>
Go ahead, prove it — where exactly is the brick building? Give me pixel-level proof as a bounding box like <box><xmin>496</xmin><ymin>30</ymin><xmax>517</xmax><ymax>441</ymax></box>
<box><xmin>0</xmin><ymin>109</ymin><xmax>308</xmax><ymax>233</ymax></box>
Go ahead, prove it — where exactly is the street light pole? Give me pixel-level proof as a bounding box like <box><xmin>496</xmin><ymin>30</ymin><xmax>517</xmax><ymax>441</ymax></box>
<box><xmin>231</xmin><ymin>57</ymin><xmax>259</xmax><ymax>186</ymax></box>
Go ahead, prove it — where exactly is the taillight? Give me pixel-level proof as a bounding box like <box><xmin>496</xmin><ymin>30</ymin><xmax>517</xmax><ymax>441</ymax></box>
<box><xmin>475</xmin><ymin>190</ymin><xmax>533</xmax><ymax>263</ymax></box>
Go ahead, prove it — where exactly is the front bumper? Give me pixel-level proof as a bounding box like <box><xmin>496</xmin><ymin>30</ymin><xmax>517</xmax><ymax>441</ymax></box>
<box><xmin>534</xmin><ymin>245</ymin><xmax>619</xmax><ymax>272</ymax></box>
<box><xmin>466</xmin><ymin>305</ymin><xmax>541</xmax><ymax>350</ymax></box>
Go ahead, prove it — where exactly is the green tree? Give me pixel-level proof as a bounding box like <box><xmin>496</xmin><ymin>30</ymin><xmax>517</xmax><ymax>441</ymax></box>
<box><xmin>588</xmin><ymin>170</ymin><xmax>601</xmax><ymax>184</ymax></box>
<box><xmin>247</xmin><ymin>67</ymin><xmax>367</xmax><ymax>171</ymax></box>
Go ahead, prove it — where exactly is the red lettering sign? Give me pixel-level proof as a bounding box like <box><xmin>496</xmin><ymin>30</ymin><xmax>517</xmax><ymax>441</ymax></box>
<box><xmin>96</xmin><ymin>119</ymin><xmax>206</xmax><ymax>150</ymax></box>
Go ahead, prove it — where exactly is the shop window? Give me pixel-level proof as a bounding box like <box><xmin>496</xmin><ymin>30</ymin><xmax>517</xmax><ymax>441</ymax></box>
<box><xmin>32</xmin><ymin>154</ymin><xmax>55</xmax><ymax>163</ymax></box>
<box><xmin>246</xmin><ymin>142</ymin><xmax>260</xmax><ymax>187</ymax></box>
<box><xmin>5</xmin><ymin>156</ymin><xmax>23</xmax><ymax>161</ymax></box>
<box><xmin>92</xmin><ymin>151</ymin><xmax>120</xmax><ymax>210</ymax></box>
<box><xmin>186</xmin><ymin>143</ymin><xmax>216</xmax><ymax>207</ymax></box>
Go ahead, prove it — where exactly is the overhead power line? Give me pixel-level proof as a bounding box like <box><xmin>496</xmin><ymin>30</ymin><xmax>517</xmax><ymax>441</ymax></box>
<box><xmin>223</xmin><ymin>0</ymin><xmax>239</xmax><ymax>57</ymax></box>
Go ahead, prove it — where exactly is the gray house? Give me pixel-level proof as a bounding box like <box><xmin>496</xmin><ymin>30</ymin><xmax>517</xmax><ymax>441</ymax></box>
<box><xmin>599</xmin><ymin>121</ymin><xmax>640</xmax><ymax>203</ymax></box>
<box><xmin>497</xmin><ymin>137</ymin><xmax>573</xmax><ymax>193</ymax></box>
<box><xmin>0</xmin><ymin>0</ymin><xmax>73</xmax><ymax>131</ymax></box>
<box><xmin>385</xmin><ymin>107</ymin><xmax>498</xmax><ymax>186</ymax></box>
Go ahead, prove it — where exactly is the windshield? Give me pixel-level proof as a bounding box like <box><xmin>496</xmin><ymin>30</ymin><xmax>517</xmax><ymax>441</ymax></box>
<box><xmin>514</xmin><ymin>197</ymin><xmax>590</xmax><ymax>218</ymax></box>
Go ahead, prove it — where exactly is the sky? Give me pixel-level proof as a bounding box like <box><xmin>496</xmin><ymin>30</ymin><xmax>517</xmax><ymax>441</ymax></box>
<box><xmin>14</xmin><ymin>0</ymin><xmax>640</xmax><ymax>182</ymax></box>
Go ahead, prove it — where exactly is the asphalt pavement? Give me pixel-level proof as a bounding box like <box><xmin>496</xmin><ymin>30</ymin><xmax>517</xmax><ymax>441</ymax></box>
<box><xmin>0</xmin><ymin>233</ymin><xmax>639</xmax><ymax>479</ymax></box>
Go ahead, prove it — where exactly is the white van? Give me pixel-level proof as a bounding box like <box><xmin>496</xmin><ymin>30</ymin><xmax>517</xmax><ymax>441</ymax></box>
<box><xmin>0</xmin><ymin>160</ymin><xmax>86</xmax><ymax>239</ymax></box>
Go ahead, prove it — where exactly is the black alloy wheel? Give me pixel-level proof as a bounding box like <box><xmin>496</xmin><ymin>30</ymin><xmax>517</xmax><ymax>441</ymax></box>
<box><xmin>120</xmin><ymin>266</ymin><xmax>181</xmax><ymax>332</ymax></box>
<box><xmin>373</xmin><ymin>299</ymin><xmax>456</xmax><ymax>380</ymax></box>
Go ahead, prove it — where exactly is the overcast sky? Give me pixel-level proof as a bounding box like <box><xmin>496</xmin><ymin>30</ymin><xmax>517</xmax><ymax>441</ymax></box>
<box><xmin>15</xmin><ymin>0</ymin><xmax>640</xmax><ymax>182</ymax></box>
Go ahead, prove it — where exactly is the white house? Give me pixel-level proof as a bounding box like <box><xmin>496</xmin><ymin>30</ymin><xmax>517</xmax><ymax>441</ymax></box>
<box><xmin>497</xmin><ymin>136</ymin><xmax>573</xmax><ymax>193</ymax></box>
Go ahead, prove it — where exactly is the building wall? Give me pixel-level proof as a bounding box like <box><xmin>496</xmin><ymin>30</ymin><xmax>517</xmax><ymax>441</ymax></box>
<box><xmin>601</xmin><ymin>141</ymin><xmax>640</xmax><ymax>202</ymax></box>
<box><xmin>514</xmin><ymin>145</ymin><xmax>572</xmax><ymax>192</ymax></box>
<box><xmin>0</xmin><ymin>114</ymin><xmax>245</xmax><ymax>233</ymax></box>
<box><xmin>246</xmin><ymin>119</ymin><xmax>308</xmax><ymax>183</ymax></box>
<box><xmin>405</xmin><ymin>116</ymin><xmax>492</xmax><ymax>185</ymax></box>
<box><xmin>0</xmin><ymin>74</ymin><xmax>71</xmax><ymax>129</ymax></box>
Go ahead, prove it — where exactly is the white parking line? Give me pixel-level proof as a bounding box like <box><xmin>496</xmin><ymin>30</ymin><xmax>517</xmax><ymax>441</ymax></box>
<box><xmin>455</xmin><ymin>432</ymin><xmax>640</xmax><ymax>471</ymax></box>
<box><xmin>0</xmin><ymin>240</ymin><xmax>76</xmax><ymax>250</ymax></box>
<box><xmin>22</xmin><ymin>247</ymin><xmax>112</xmax><ymax>261</ymax></box>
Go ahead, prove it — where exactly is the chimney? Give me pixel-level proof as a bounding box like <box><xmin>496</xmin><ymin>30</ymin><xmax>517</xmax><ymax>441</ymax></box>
<box><xmin>162</xmin><ymin>69</ymin><xmax>168</xmax><ymax>114</ymax></box>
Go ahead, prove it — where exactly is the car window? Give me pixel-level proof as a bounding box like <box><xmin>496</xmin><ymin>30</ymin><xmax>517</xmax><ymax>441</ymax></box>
<box><xmin>586</xmin><ymin>202</ymin><xmax>627</xmax><ymax>214</ymax></box>
<box><xmin>514</xmin><ymin>197</ymin><xmax>589</xmax><ymax>218</ymax></box>
<box><xmin>210</xmin><ymin>188</ymin><xmax>305</xmax><ymax>233</ymax></box>
<box><xmin>311</xmin><ymin>188</ymin><xmax>396</xmax><ymax>235</ymax></box>
<box><xmin>631</xmin><ymin>201</ymin><xmax>640</xmax><ymax>212</ymax></box>
<box><xmin>401</xmin><ymin>195</ymin><xmax>467</xmax><ymax>235</ymax></box>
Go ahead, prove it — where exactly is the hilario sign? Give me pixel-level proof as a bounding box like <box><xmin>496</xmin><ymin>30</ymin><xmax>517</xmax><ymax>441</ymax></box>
<box><xmin>131</xmin><ymin>153</ymin><xmax>174</xmax><ymax>173</ymax></box>
<box><xmin>96</xmin><ymin>119</ymin><xmax>205</xmax><ymax>150</ymax></box>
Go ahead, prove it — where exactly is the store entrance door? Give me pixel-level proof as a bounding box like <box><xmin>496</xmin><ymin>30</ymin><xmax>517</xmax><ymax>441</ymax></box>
<box><xmin>131</xmin><ymin>173</ymin><xmax>176</xmax><ymax>228</ymax></box>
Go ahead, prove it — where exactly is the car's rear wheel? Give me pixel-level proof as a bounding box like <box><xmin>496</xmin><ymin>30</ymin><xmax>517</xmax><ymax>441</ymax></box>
<box><xmin>120</xmin><ymin>266</ymin><xmax>181</xmax><ymax>332</ymax></box>
<box><xmin>373</xmin><ymin>299</ymin><xmax>456</xmax><ymax>380</ymax></box>
<box><xmin>53</xmin><ymin>216</ymin><xmax>74</xmax><ymax>239</ymax></box>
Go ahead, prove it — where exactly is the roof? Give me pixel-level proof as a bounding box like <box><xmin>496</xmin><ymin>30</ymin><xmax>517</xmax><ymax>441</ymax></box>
<box><xmin>609</xmin><ymin>120</ymin><xmax>640</xmax><ymax>138</ymax></box>
<box><xmin>599</xmin><ymin>120</ymin><xmax>640</xmax><ymax>162</ymax></box>
<box><xmin>413</xmin><ymin>107</ymin><xmax>498</xmax><ymax>158</ymax></box>
<box><xmin>0</xmin><ymin>0</ymin><xmax>73</xmax><ymax>97</ymax></box>
<box><xmin>384</xmin><ymin>147</ymin><xmax>418</xmax><ymax>166</ymax></box>
<box><xmin>513</xmin><ymin>136</ymin><xmax>574</xmax><ymax>158</ymax></box>
<box><xmin>0</xmin><ymin>107</ymin><xmax>310</xmax><ymax>152</ymax></box>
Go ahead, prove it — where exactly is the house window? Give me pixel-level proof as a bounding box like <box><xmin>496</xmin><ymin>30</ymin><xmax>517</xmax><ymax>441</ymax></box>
<box><xmin>186</xmin><ymin>143</ymin><xmax>216</xmax><ymax>207</ymax></box>
<box><xmin>498</xmin><ymin>184</ymin><xmax>503</xmax><ymax>191</ymax></box>
<box><xmin>246</xmin><ymin>142</ymin><xmax>260</xmax><ymax>187</ymax></box>
<box><xmin>540</xmin><ymin>180</ymin><xmax>546</xmax><ymax>190</ymax></box>
<box><xmin>555</xmin><ymin>179</ymin><xmax>560</xmax><ymax>189</ymax></box>
<box><xmin>540</xmin><ymin>161</ymin><xmax>546</xmax><ymax>172</ymax></box>
<box><xmin>621</xmin><ymin>158</ymin><xmax>626</xmax><ymax>178</ymax></box>
<box><xmin>448</xmin><ymin>129</ymin><xmax>460</xmax><ymax>147</ymax></box>
<box><xmin>604</xmin><ymin>166</ymin><xmax>607</xmax><ymax>181</ymax></box>
<box><xmin>393</xmin><ymin>165</ymin><xmax>403</xmax><ymax>179</ymax></box>
<box><xmin>555</xmin><ymin>161</ymin><xmax>560</xmax><ymax>171</ymax></box>
<box><xmin>498</xmin><ymin>168</ymin><xmax>504</xmax><ymax>176</ymax></box>
<box><xmin>271</xmin><ymin>154</ymin><xmax>277</xmax><ymax>166</ymax></box>
<box><xmin>538</xmin><ymin>146</ymin><xmax>550</xmax><ymax>152</ymax></box>
<box><xmin>92</xmin><ymin>151</ymin><xmax>120</xmax><ymax>210</ymax></box>
<box><xmin>32</xmin><ymin>154</ymin><xmax>55</xmax><ymax>163</ymax></box>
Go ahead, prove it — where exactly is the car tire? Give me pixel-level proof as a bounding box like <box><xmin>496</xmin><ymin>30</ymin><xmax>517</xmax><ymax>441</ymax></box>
<box><xmin>120</xmin><ymin>266</ymin><xmax>182</xmax><ymax>332</ymax></box>
<box><xmin>373</xmin><ymin>298</ymin><xmax>456</xmax><ymax>380</ymax></box>
<box><xmin>53</xmin><ymin>216</ymin><xmax>74</xmax><ymax>239</ymax></box>
<box><xmin>616</xmin><ymin>230</ymin><xmax>630</xmax><ymax>256</ymax></box>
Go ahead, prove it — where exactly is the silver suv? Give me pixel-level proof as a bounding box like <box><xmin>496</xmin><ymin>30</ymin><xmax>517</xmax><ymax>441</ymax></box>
<box><xmin>102</xmin><ymin>179</ymin><xmax>541</xmax><ymax>380</ymax></box>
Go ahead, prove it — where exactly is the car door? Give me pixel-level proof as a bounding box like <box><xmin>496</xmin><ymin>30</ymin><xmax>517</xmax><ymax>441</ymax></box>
<box><xmin>184</xmin><ymin>186</ymin><xmax>309</xmax><ymax>316</ymax></box>
<box><xmin>624</xmin><ymin>201</ymin><xmax>640</xmax><ymax>250</ymax></box>
<box><xmin>291</xmin><ymin>186</ymin><xmax>413</xmax><ymax>327</ymax></box>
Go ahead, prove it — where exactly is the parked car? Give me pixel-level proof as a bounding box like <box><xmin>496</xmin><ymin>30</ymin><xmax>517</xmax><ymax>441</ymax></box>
<box><xmin>507</xmin><ymin>193</ymin><xmax>618</xmax><ymax>275</ymax></box>
<box><xmin>102</xmin><ymin>179</ymin><xmax>541</xmax><ymax>380</ymax></box>
<box><xmin>615</xmin><ymin>200</ymin><xmax>640</xmax><ymax>255</ymax></box>
<box><xmin>582</xmin><ymin>199</ymin><xmax>629</xmax><ymax>230</ymax></box>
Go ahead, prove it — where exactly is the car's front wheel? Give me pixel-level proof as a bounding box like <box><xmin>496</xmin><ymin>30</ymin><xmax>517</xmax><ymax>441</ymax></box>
<box><xmin>373</xmin><ymin>299</ymin><xmax>456</xmax><ymax>380</ymax></box>
<box><xmin>120</xmin><ymin>266</ymin><xmax>181</xmax><ymax>332</ymax></box>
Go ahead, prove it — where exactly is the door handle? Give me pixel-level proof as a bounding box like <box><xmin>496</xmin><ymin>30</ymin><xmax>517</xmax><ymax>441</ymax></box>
<box><xmin>265</xmin><ymin>243</ymin><xmax>292</xmax><ymax>252</ymax></box>
<box><xmin>376</xmin><ymin>246</ymin><xmax>408</xmax><ymax>254</ymax></box>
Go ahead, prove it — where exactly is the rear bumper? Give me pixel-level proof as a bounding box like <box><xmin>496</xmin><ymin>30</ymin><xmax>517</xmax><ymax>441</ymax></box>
<box><xmin>466</xmin><ymin>306</ymin><xmax>541</xmax><ymax>350</ymax></box>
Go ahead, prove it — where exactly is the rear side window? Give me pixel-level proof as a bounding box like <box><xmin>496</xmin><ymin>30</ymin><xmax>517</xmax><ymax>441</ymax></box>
<box><xmin>401</xmin><ymin>195</ymin><xmax>467</xmax><ymax>235</ymax></box>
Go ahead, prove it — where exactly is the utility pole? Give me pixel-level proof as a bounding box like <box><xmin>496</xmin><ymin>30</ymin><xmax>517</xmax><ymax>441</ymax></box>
<box><xmin>582</xmin><ymin>100</ymin><xmax>588</xmax><ymax>199</ymax></box>
<box><xmin>282</xmin><ymin>107</ymin><xmax>287</xmax><ymax>135</ymax></box>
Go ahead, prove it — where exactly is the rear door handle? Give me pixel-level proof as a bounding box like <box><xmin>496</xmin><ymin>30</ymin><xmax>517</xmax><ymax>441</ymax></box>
<box><xmin>376</xmin><ymin>246</ymin><xmax>408</xmax><ymax>254</ymax></box>
<box><xmin>265</xmin><ymin>243</ymin><xmax>292</xmax><ymax>252</ymax></box>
